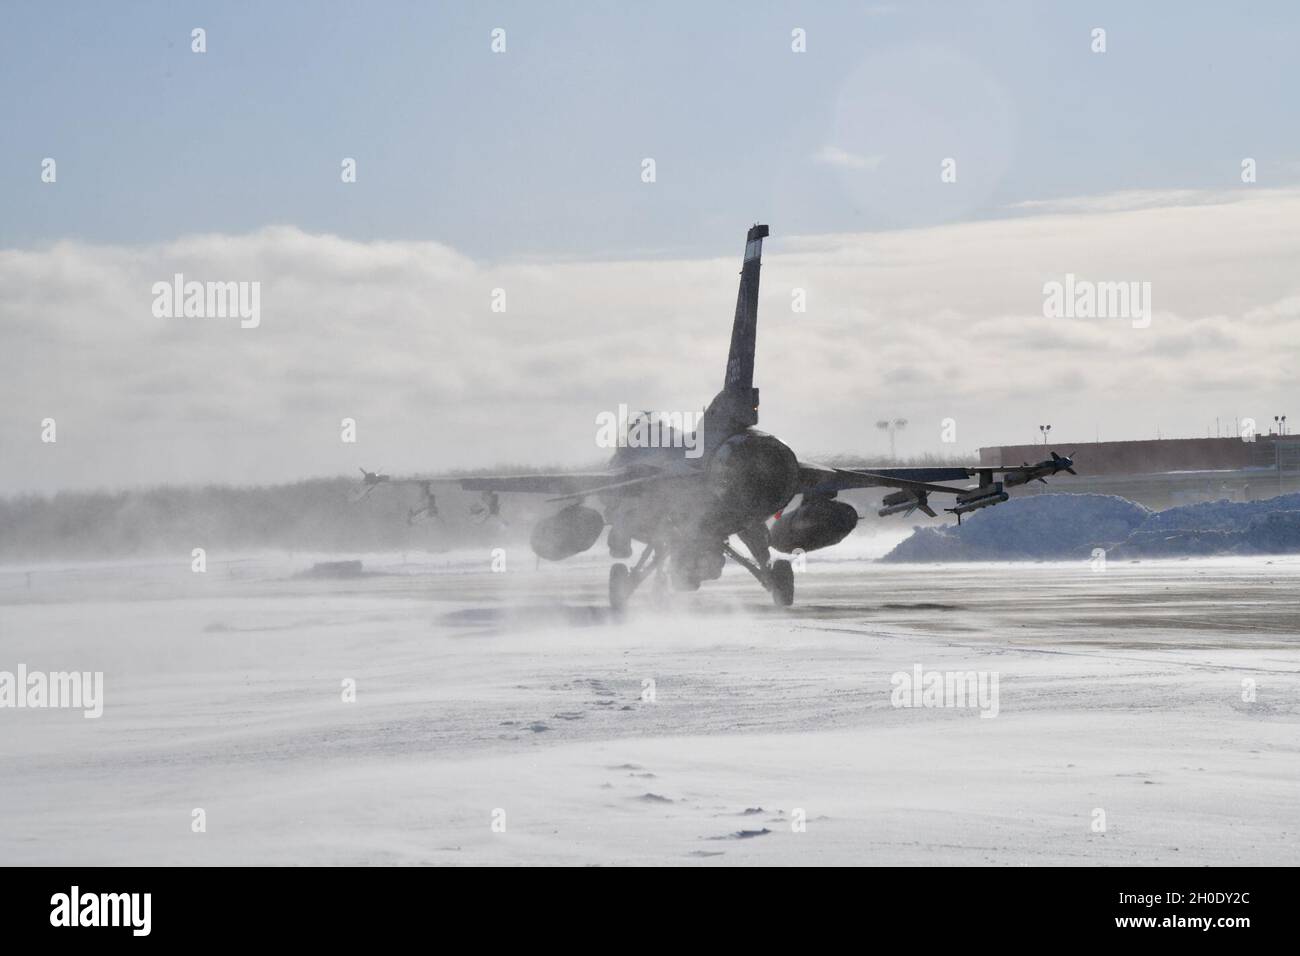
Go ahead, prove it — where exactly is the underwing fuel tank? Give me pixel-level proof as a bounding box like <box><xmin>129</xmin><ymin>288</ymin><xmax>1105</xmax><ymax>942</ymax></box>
<box><xmin>769</xmin><ymin>497</ymin><xmax>858</xmax><ymax>553</ymax></box>
<box><xmin>530</xmin><ymin>505</ymin><xmax>605</xmax><ymax>561</ymax></box>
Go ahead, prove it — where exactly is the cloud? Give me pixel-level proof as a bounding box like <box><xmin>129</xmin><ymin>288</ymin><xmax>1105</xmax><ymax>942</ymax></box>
<box><xmin>812</xmin><ymin>146</ymin><xmax>884</xmax><ymax>170</ymax></box>
<box><xmin>1004</xmin><ymin>188</ymin><xmax>1248</xmax><ymax>216</ymax></box>
<box><xmin>3</xmin><ymin>189</ymin><xmax>1299</xmax><ymax>492</ymax></box>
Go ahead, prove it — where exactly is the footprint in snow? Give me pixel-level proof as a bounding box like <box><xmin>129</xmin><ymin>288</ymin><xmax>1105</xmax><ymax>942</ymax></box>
<box><xmin>708</xmin><ymin>828</ymin><xmax>771</xmax><ymax>840</ymax></box>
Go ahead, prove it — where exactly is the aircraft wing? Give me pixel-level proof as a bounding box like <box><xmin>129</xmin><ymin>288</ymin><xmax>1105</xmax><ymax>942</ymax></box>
<box><xmin>796</xmin><ymin>462</ymin><xmax>975</xmax><ymax>498</ymax></box>
<box><xmin>354</xmin><ymin>462</ymin><xmax>704</xmax><ymax>506</ymax></box>
<box><xmin>542</xmin><ymin>472</ymin><xmax>705</xmax><ymax>503</ymax></box>
<box><xmin>352</xmin><ymin>469</ymin><xmax>631</xmax><ymax>502</ymax></box>
<box><xmin>454</xmin><ymin>472</ymin><xmax>630</xmax><ymax>495</ymax></box>
<box><xmin>457</xmin><ymin>465</ymin><xmax>704</xmax><ymax>500</ymax></box>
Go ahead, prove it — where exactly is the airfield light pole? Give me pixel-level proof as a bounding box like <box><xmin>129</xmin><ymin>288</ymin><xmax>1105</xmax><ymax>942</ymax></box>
<box><xmin>876</xmin><ymin>418</ymin><xmax>907</xmax><ymax>460</ymax></box>
<box><xmin>1040</xmin><ymin>424</ymin><xmax>1052</xmax><ymax>446</ymax></box>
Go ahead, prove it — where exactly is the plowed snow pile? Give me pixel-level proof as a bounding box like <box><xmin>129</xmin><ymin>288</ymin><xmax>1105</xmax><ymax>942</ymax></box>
<box><xmin>882</xmin><ymin>492</ymin><xmax>1300</xmax><ymax>562</ymax></box>
<box><xmin>883</xmin><ymin>494</ymin><xmax>1149</xmax><ymax>562</ymax></box>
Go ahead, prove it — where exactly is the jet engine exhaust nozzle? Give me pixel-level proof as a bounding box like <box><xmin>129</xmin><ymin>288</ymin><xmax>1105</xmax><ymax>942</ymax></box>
<box><xmin>706</xmin><ymin>433</ymin><xmax>800</xmax><ymax>527</ymax></box>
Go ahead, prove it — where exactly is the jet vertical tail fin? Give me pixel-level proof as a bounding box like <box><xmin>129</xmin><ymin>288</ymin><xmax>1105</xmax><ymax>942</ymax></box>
<box><xmin>724</xmin><ymin>223</ymin><xmax>768</xmax><ymax>396</ymax></box>
<box><xmin>705</xmin><ymin>223</ymin><xmax>768</xmax><ymax>437</ymax></box>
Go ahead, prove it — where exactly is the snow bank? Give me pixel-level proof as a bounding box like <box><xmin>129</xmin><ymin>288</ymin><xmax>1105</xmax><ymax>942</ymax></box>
<box><xmin>1137</xmin><ymin>492</ymin><xmax>1300</xmax><ymax>533</ymax></box>
<box><xmin>1114</xmin><ymin>507</ymin><xmax>1300</xmax><ymax>558</ymax></box>
<box><xmin>881</xmin><ymin>494</ymin><xmax>1150</xmax><ymax>562</ymax></box>
<box><xmin>882</xmin><ymin>492</ymin><xmax>1300</xmax><ymax>562</ymax></box>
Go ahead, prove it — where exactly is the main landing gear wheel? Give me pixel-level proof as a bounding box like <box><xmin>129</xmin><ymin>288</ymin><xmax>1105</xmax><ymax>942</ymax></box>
<box><xmin>769</xmin><ymin>559</ymin><xmax>794</xmax><ymax>607</ymax></box>
<box><xmin>609</xmin><ymin>563</ymin><xmax>632</xmax><ymax>613</ymax></box>
<box><xmin>608</xmin><ymin>544</ymin><xmax>666</xmax><ymax>612</ymax></box>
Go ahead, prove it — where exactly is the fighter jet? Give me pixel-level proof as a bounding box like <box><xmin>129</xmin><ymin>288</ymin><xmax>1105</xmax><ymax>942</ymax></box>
<box><xmin>361</xmin><ymin>225</ymin><xmax>1074</xmax><ymax>609</ymax></box>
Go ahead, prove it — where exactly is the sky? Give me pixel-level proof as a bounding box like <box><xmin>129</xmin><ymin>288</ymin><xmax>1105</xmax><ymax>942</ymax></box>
<box><xmin>2</xmin><ymin>1</ymin><xmax>1299</xmax><ymax>492</ymax></box>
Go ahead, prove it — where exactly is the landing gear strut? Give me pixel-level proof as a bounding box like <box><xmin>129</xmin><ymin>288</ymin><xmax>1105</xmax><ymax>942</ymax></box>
<box><xmin>609</xmin><ymin>542</ymin><xmax>665</xmax><ymax>613</ymax></box>
<box><xmin>721</xmin><ymin>541</ymin><xmax>795</xmax><ymax>607</ymax></box>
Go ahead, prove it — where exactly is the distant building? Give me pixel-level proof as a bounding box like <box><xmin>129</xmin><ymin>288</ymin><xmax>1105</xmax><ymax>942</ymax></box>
<box><xmin>978</xmin><ymin>436</ymin><xmax>1300</xmax><ymax>508</ymax></box>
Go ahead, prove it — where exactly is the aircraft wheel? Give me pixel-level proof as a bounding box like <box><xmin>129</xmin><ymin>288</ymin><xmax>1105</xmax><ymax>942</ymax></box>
<box><xmin>609</xmin><ymin>563</ymin><xmax>632</xmax><ymax>613</ymax></box>
<box><xmin>770</xmin><ymin>559</ymin><xmax>794</xmax><ymax>607</ymax></box>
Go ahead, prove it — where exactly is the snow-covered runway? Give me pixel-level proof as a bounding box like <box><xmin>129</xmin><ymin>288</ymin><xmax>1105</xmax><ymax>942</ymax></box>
<box><xmin>2</xmin><ymin>552</ymin><xmax>1297</xmax><ymax>865</ymax></box>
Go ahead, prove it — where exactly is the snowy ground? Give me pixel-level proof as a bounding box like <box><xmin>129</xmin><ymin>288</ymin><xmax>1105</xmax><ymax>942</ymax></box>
<box><xmin>1</xmin><ymin>546</ymin><xmax>1298</xmax><ymax>866</ymax></box>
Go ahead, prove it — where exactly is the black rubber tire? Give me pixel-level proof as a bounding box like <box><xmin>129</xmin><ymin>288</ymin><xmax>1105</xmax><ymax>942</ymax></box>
<box><xmin>770</xmin><ymin>559</ymin><xmax>794</xmax><ymax>607</ymax></box>
<box><xmin>609</xmin><ymin>563</ymin><xmax>632</xmax><ymax>612</ymax></box>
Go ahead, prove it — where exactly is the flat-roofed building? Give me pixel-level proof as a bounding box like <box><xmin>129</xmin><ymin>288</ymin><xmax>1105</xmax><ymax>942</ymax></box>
<box><xmin>978</xmin><ymin>436</ymin><xmax>1300</xmax><ymax>509</ymax></box>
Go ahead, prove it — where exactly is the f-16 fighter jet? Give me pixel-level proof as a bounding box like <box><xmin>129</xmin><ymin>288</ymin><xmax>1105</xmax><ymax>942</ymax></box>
<box><xmin>359</xmin><ymin>225</ymin><xmax>1074</xmax><ymax>610</ymax></box>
